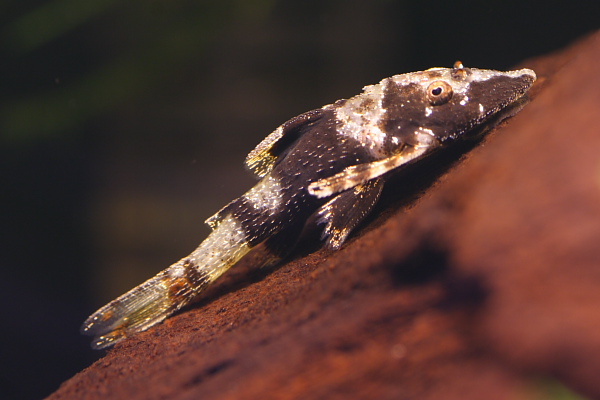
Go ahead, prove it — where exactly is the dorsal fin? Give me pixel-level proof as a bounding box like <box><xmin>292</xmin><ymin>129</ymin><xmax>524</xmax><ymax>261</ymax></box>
<box><xmin>205</xmin><ymin>199</ymin><xmax>236</xmax><ymax>230</ymax></box>
<box><xmin>245</xmin><ymin>108</ymin><xmax>325</xmax><ymax>178</ymax></box>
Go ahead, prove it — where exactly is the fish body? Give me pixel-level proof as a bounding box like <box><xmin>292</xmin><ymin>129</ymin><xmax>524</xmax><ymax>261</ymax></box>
<box><xmin>82</xmin><ymin>63</ymin><xmax>536</xmax><ymax>349</ymax></box>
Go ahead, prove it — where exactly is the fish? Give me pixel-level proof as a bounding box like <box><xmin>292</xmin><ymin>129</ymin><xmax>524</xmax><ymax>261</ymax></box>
<box><xmin>81</xmin><ymin>62</ymin><xmax>536</xmax><ymax>349</ymax></box>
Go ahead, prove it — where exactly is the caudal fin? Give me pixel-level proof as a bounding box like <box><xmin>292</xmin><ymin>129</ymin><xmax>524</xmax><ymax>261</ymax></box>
<box><xmin>81</xmin><ymin>267</ymin><xmax>201</xmax><ymax>349</ymax></box>
<box><xmin>82</xmin><ymin>215</ymin><xmax>252</xmax><ymax>349</ymax></box>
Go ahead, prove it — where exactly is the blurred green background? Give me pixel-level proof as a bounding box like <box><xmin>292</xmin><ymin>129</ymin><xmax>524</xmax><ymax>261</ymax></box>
<box><xmin>0</xmin><ymin>0</ymin><xmax>597</xmax><ymax>398</ymax></box>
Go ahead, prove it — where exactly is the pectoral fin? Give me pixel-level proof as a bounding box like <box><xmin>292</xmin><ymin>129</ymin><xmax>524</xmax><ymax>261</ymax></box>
<box><xmin>308</xmin><ymin>146</ymin><xmax>430</xmax><ymax>198</ymax></box>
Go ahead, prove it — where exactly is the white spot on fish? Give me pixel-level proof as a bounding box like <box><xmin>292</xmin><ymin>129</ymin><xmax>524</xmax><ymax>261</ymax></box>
<box><xmin>413</xmin><ymin>127</ymin><xmax>438</xmax><ymax>148</ymax></box>
<box><xmin>170</xmin><ymin>263</ymin><xmax>185</xmax><ymax>278</ymax></box>
<box><xmin>244</xmin><ymin>174</ymin><xmax>282</xmax><ymax>210</ymax></box>
<box><xmin>335</xmin><ymin>83</ymin><xmax>388</xmax><ymax>156</ymax></box>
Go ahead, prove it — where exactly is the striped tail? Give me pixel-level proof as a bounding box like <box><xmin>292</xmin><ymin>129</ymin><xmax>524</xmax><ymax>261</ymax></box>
<box><xmin>81</xmin><ymin>215</ymin><xmax>251</xmax><ymax>349</ymax></box>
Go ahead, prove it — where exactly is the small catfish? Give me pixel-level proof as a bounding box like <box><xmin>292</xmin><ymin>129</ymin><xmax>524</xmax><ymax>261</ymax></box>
<box><xmin>82</xmin><ymin>62</ymin><xmax>536</xmax><ymax>349</ymax></box>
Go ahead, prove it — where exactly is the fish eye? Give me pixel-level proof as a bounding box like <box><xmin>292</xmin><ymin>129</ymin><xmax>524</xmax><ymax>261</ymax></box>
<box><xmin>427</xmin><ymin>80</ymin><xmax>453</xmax><ymax>105</ymax></box>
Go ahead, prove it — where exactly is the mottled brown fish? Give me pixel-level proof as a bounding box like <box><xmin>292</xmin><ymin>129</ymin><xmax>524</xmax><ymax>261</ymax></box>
<box><xmin>82</xmin><ymin>62</ymin><xmax>536</xmax><ymax>349</ymax></box>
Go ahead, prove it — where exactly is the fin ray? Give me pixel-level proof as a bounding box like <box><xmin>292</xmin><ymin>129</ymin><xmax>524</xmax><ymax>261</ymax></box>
<box><xmin>245</xmin><ymin>109</ymin><xmax>324</xmax><ymax>177</ymax></box>
<box><xmin>82</xmin><ymin>215</ymin><xmax>252</xmax><ymax>349</ymax></box>
<box><xmin>317</xmin><ymin>178</ymin><xmax>384</xmax><ymax>249</ymax></box>
<box><xmin>81</xmin><ymin>269</ymin><xmax>180</xmax><ymax>349</ymax></box>
<box><xmin>308</xmin><ymin>146</ymin><xmax>430</xmax><ymax>198</ymax></box>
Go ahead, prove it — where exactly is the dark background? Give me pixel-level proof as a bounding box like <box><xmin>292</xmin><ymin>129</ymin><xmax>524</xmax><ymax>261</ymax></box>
<box><xmin>0</xmin><ymin>1</ymin><xmax>597</xmax><ymax>398</ymax></box>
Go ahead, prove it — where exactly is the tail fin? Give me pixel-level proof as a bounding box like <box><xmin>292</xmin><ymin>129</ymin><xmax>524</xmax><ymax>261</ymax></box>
<box><xmin>81</xmin><ymin>270</ymin><xmax>179</xmax><ymax>349</ymax></box>
<box><xmin>81</xmin><ymin>216</ymin><xmax>251</xmax><ymax>349</ymax></box>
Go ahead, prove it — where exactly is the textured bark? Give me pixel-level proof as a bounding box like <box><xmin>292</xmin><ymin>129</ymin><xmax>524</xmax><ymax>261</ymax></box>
<box><xmin>50</xmin><ymin>31</ymin><xmax>600</xmax><ymax>400</ymax></box>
